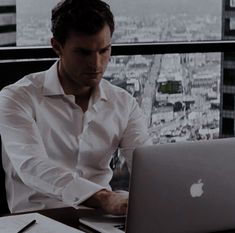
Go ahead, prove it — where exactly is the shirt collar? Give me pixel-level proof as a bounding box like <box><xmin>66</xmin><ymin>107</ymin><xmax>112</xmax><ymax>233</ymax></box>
<box><xmin>43</xmin><ymin>60</ymin><xmax>65</xmax><ymax>96</ymax></box>
<box><xmin>43</xmin><ymin>60</ymin><xmax>108</xmax><ymax>102</ymax></box>
<box><xmin>92</xmin><ymin>80</ymin><xmax>108</xmax><ymax>103</ymax></box>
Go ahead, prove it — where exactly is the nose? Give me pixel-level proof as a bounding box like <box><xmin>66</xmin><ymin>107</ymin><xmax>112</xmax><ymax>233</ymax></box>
<box><xmin>88</xmin><ymin>52</ymin><xmax>101</xmax><ymax>69</ymax></box>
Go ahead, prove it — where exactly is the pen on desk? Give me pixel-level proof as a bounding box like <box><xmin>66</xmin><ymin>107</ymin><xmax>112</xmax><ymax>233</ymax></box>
<box><xmin>17</xmin><ymin>219</ymin><xmax>36</xmax><ymax>233</ymax></box>
<box><xmin>114</xmin><ymin>224</ymin><xmax>125</xmax><ymax>230</ymax></box>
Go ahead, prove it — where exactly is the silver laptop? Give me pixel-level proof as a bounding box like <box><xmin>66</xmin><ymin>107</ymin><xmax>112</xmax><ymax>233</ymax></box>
<box><xmin>79</xmin><ymin>213</ymin><xmax>125</xmax><ymax>233</ymax></box>
<box><xmin>80</xmin><ymin>137</ymin><xmax>235</xmax><ymax>233</ymax></box>
<box><xmin>126</xmin><ymin>137</ymin><xmax>235</xmax><ymax>233</ymax></box>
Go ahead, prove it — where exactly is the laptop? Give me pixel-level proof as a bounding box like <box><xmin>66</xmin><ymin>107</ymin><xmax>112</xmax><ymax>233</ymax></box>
<box><xmin>79</xmin><ymin>213</ymin><xmax>126</xmax><ymax>233</ymax></box>
<box><xmin>79</xmin><ymin>195</ymin><xmax>127</xmax><ymax>233</ymax></box>
<box><xmin>80</xmin><ymin>137</ymin><xmax>235</xmax><ymax>233</ymax></box>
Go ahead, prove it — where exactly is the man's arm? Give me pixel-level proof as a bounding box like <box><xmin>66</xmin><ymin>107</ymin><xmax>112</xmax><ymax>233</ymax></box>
<box><xmin>0</xmin><ymin>91</ymin><xmax>105</xmax><ymax>210</ymax></box>
<box><xmin>83</xmin><ymin>189</ymin><xmax>128</xmax><ymax>215</ymax></box>
<box><xmin>119</xmin><ymin>98</ymin><xmax>152</xmax><ymax>170</ymax></box>
<box><xmin>82</xmin><ymin>97</ymin><xmax>150</xmax><ymax>216</ymax></box>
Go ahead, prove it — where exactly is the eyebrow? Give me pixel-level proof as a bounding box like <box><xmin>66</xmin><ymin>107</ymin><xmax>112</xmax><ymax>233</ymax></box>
<box><xmin>75</xmin><ymin>44</ymin><xmax>111</xmax><ymax>53</ymax></box>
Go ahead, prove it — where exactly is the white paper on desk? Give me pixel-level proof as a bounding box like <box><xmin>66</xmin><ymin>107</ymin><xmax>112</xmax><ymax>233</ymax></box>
<box><xmin>0</xmin><ymin>212</ymin><xmax>84</xmax><ymax>233</ymax></box>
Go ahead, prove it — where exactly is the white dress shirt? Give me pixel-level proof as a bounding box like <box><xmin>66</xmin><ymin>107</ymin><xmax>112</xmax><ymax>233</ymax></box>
<box><xmin>0</xmin><ymin>61</ymin><xmax>150</xmax><ymax>213</ymax></box>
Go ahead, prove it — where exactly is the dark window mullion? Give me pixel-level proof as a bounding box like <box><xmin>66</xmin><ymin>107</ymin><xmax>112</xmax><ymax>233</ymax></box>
<box><xmin>0</xmin><ymin>24</ymin><xmax>16</xmax><ymax>33</ymax></box>
<box><xmin>0</xmin><ymin>6</ymin><xmax>16</xmax><ymax>14</ymax></box>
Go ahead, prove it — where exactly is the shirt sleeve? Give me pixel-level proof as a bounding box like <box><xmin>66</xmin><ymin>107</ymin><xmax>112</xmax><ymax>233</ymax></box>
<box><xmin>0</xmin><ymin>89</ymin><xmax>104</xmax><ymax>208</ymax></box>
<box><xmin>119</xmin><ymin>97</ymin><xmax>152</xmax><ymax>171</ymax></box>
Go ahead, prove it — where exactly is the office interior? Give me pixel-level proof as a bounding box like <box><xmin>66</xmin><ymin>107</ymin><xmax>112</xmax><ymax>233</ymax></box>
<box><xmin>1</xmin><ymin>0</ymin><xmax>235</xmax><ymax>232</ymax></box>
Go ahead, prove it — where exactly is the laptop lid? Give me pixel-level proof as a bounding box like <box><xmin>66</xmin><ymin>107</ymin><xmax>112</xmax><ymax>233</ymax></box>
<box><xmin>126</xmin><ymin>137</ymin><xmax>235</xmax><ymax>233</ymax></box>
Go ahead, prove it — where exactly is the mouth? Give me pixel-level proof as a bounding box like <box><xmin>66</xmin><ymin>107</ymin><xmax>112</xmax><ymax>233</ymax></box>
<box><xmin>84</xmin><ymin>71</ymin><xmax>101</xmax><ymax>74</ymax></box>
<box><xmin>83</xmin><ymin>71</ymin><xmax>102</xmax><ymax>77</ymax></box>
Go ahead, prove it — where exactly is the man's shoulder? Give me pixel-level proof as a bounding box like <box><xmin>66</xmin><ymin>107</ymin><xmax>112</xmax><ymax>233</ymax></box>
<box><xmin>1</xmin><ymin>70</ymin><xmax>46</xmax><ymax>95</ymax></box>
<box><xmin>100</xmin><ymin>79</ymin><xmax>138</xmax><ymax>112</ymax></box>
<box><xmin>101</xmin><ymin>79</ymin><xmax>133</xmax><ymax>98</ymax></box>
<box><xmin>0</xmin><ymin>71</ymin><xmax>48</xmax><ymax>110</ymax></box>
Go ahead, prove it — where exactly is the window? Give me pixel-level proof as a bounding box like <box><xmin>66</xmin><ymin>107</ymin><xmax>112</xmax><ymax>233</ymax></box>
<box><xmin>223</xmin><ymin>68</ymin><xmax>235</xmax><ymax>86</ymax></box>
<box><xmin>14</xmin><ymin>0</ymin><xmax>222</xmax><ymax>46</ymax></box>
<box><xmin>0</xmin><ymin>0</ymin><xmax>16</xmax><ymax>46</ymax></box>
<box><xmin>231</xmin><ymin>0</ymin><xmax>235</xmax><ymax>7</ymax></box>
<box><xmin>105</xmin><ymin>53</ymin><xmax>221</xmax><ymax>145</ymax></box>
<box><xmin>0</xmin><ymin>0</ymin><xmax>232</xmax><ymax>190</ymax></box>
<box><xmin>230</xmin><ymin>18</ymin><xmax>235</xmax><ymax>30</ymax></box>
<box><xmin>223</xmin><ymin>93</ymin><xmax>234</xmax><ymax>110</ymax></box>
<box><xmin>222</xmin><ymin>118</ymin><xmax>234</xmax><ymax>135</ymax></box>
<box><xmin>2</xmin><ymin>1</ymin><xmax>225</xmax><ymax>145</ymax></box>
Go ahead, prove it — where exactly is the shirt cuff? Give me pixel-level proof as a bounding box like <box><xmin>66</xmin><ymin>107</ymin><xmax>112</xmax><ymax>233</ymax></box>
<box><xmin>61</xmin><ymin>176</ymin><xmax>105</xmax><ymax>208</ymax></box>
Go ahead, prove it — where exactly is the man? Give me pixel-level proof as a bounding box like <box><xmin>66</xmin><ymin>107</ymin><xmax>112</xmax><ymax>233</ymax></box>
<box><xmin>0</xmin><ymin>0</ymin><xmax>150</xmax><ymax>215</ymax></box>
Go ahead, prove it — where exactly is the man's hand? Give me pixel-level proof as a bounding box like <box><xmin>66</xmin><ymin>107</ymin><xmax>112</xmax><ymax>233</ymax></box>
<box><xmin>83</xmin><ymin>189</ymin><xmax>128</xmax><ymax>215</ymax></box>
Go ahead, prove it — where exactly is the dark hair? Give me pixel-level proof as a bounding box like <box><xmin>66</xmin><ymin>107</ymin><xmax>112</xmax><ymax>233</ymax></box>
<box><xmin>51</xmin><ymin>0</ymin><xmax>115</xmax><ymax>45</ymax></box>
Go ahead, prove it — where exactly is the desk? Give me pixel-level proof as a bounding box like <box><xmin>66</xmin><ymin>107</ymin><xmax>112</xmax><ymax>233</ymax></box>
<box><xmin>38</xmin><ymin>207</ymin><xmax>102</xmax><ymax>233</ymax></box>
<box><xmin>2</xmin><ymin>207</ymin><xmax>102</xmax><ymax>233</ymax></box>
<box><xmin>4</xmin><ymin>208</ymin><xmax>235</xmax><ymax>233</ymax></box>
<box><xmin>37</xmin><ymin>208</ymin><xmax>235</xmax><ymax>233</ymax></box>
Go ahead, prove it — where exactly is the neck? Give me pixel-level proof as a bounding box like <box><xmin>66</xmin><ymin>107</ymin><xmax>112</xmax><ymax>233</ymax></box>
<box><xmin>57</xmin><ymin>61</ymin><xmax>92</xmax><ymax>97</ymax></box>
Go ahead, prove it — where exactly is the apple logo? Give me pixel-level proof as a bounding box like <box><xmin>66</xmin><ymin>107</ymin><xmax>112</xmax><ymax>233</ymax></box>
<box><xmin>190</xmin><ymin>179</ymin><xmax>204</xmax><ymax>197</ymax></box>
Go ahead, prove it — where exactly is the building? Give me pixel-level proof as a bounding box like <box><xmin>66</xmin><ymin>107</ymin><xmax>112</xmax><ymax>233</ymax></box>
<box><xmin>0</xmin><ymin>0</ymin><xmax>16</xmax><ymax>46</ymax></box>
<box><xmin>221</xmin><ymin>0</ymin><xmax>235</xmax><ymax>137</ymax></box>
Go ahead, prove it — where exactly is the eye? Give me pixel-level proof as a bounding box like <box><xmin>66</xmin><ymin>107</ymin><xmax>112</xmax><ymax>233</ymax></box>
<box><xmin>74</xmin><ymin>49</ymin><xmax>92</xmax><ymax>56</ymax></box>
<box><xmin>99</xmin><ymin>47</ymin><xmax>110</xmax><ymax>54</ymax></box>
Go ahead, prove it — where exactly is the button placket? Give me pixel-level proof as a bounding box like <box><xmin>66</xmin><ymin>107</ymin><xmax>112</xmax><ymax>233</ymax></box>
<box><xmin>75</xmin><ymin>105</ymin><xmax>98</xmax><ymax>175</ymax></box>
<box><xmin>74</xmin><ymin>107</ymin><xmax>84</xmax><ymax>172</ymax></box>
<box><xmin>83</xmin><ymin>106</ymin><xmax>97</xmax><ymax>133</ymax></box>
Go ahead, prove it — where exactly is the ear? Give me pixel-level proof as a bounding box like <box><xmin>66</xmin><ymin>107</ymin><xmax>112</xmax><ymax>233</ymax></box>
<box><xmin>51</xmin><ymin>37</ymin><xmax>62</xmax><ymax>57</ymax></box>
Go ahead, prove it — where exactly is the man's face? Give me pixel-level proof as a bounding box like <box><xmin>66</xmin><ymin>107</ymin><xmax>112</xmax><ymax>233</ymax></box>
<box><xmin>54</xmin><ymin>24</ymin><xmax>112</xmax><ymax>92</ymax></box>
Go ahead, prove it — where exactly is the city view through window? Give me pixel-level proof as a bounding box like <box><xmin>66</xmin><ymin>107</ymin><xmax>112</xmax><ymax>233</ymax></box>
<box><xmin>12</xmin><ymin>0</ymin><xmax>224</xmax><ymax>189</ymax></box>
<box><xmin>17</xmin><ymin>0</ymin><xmax>222</xmax><ymax>145</ymax></box>
<box><xmin>17</xmin><ymin>0</ymin><xmax>222</xmax><ymax>45</ymax></box>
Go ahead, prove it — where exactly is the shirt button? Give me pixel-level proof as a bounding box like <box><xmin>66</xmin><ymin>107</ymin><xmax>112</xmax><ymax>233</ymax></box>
<box><xmin>74</xmin><ymin>197</ymin><xmax>79</xmax><ymax>202</ymax></box>
<box><xmin>78</xmin><ymin>170</ymin><xmax>83</xmax><ymax>176</ymax></box>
